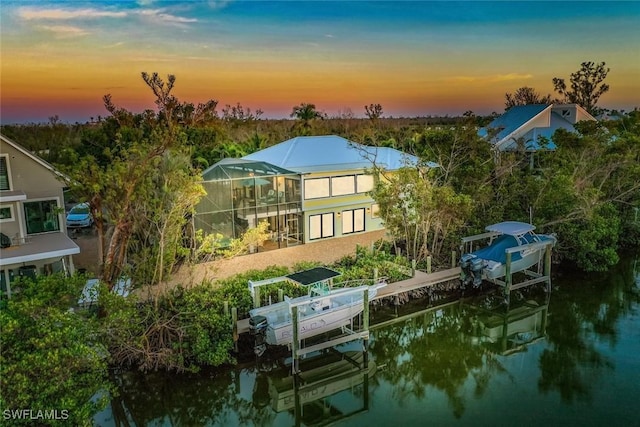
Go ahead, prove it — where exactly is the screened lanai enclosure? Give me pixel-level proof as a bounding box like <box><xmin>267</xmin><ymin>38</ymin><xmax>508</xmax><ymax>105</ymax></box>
<box><xmin>196</xmin><ymin>158</ymin><xmax>303</xmax><ymax>250</ymax></box>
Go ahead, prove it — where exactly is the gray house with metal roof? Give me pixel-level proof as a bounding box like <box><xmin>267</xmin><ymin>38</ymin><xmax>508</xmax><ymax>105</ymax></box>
<box><xmin>195</xmin><ymin>135</ymin><xmax>421</xmax><ymax>249</ymax></box>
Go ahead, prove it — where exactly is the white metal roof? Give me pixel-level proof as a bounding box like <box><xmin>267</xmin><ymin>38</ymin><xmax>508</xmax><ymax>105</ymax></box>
<box><xmin>485</xmin><ymin>221</ymin><xmax>535</xmax><ymax>236</ymax></box>
<box><xmin>243</xmin><ymin>135</ymin><xmax>421</xmax><ymax>173</ymax></box>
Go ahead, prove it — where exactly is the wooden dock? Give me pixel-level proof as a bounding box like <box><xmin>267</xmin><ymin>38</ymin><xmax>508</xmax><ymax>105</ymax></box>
<box><xmin>373</xmin><ymin>267</ymin><xmax>460</xmax><ymax>300</ymax></box>
<box><xmin>235</xmin><ymin>267</ymin><xmax>461</xmax><ymax>335</ymax></box>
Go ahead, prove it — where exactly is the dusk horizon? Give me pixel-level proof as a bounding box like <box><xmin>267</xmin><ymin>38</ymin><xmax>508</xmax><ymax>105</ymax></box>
<box><xmin>1</xmin><ymin>1</ymin><xmax>639</xmax><ymax>124</ymax></box>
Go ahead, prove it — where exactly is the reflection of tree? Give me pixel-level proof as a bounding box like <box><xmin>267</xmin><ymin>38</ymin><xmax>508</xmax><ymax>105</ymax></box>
<box><xmin>369</xmin><ymin>305</ymin><xmax>498</xmax><ymax>418</ymax></box>
<box><xmin>103</xmin><ymin>257</ymin><xmax>639</xmax><ymax>423</ymax></box>
<box><xmin>538</xmin><ymin>257</ymin><xmax>637</xmax><ymax>403</ymax></box>
<box><xmin>109</xmin><ymin>366</ymin><xmax>277</xmax><ymax>427</ymax></box>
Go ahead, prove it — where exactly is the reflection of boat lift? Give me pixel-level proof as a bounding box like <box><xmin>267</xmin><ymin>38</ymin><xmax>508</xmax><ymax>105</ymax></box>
<box><xmin>270</xmin><ymin>350</ymin><xmax>375</xmax><ymax>411</ymax></box>
<box><xmin>460</xmin><ymin>221</ymin><xmax>556</xmax><ymax>304</ymax></box>
<box><xmin>255</xmin><ymin>349</ymin><xmax>375</xmax><ymax>427</ymax></box>
<box><xmin>465</xmin><ymin>295</ymin><xmax>550</xmax><ymax>355</ymax></box>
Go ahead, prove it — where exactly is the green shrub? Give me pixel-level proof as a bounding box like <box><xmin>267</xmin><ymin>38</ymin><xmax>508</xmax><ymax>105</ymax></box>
<box><xmin>0</xmin><ymin>274</ymin><xmax>110</xmax><ymax>426</ymax></box>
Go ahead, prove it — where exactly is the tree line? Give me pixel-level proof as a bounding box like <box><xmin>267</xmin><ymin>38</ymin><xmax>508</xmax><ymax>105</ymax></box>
<box><xmin>0</xmin><ymin>62</ymin><xmax>637</xmax><ymax>286</ymax></box>
<box><xmin>0</xmin><ymin>62</ymin><xmax>638</xmax><ymax>424</ymax></box>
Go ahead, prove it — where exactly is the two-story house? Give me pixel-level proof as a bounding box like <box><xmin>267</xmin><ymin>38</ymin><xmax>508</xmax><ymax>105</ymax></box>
<box><xmin>195</xmin><ymin>135</ymin><xmax>425</xmax><ymax>250</ymax></box>
<box><xmin>0</xmin><ymin>134</ymin><xmax>79</xmax><ymax>298</ymax></box>
<box><xmin>243</xmin><ymin>135</ymin><xmax>421</xmax><ymax>244</ymax></box>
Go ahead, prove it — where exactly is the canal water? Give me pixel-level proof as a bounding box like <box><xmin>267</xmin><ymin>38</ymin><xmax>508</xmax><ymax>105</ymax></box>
<box><xmin>94</xmin><ymin>255</ymin><xmax>640</xmax><ymax>426</ymax></box>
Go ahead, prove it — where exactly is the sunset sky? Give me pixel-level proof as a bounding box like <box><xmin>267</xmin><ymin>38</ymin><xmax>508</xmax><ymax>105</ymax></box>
<box><xmin>1</xmin><ymin>1</ymin><xmax>639</xmax><ymax>124</ymax></box>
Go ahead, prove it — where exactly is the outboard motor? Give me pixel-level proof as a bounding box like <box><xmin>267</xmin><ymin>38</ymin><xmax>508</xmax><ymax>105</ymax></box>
<box><xmin>470</xmin><ymin>257</ymin><xmax>485</xmax><ymax>288</ymax></box>
<box><xmin>249</xmin><ymin>315</ymin><xmax>268</xmax><ymax>357</ymax></box>
<box><xmin>459</xmin><ymin>254</ymin><xmax>475</xmax><ymax>288</ymax></box>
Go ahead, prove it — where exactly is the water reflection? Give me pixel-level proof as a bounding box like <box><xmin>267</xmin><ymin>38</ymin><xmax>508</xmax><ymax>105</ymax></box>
<box><xmin>254</xmin><ymin>350</ymin><xmax>374</xmax><ymax>426</ymax></box>
<box><xmin>537</xmin><ymin>257</ymin><xmax>638</xmax><ymax>404</ymax></box>
<box><xmin>97</xmin><ymin>256</ymin><xmax>640</xmax><ymax>426</ymax></box>
<box><xmin>464</xmin><ymin>293</ymin><xmax>549</xmax><ymax>355</ymax></box>
<box><xmin>368</xmin><ymin>289</ymin><xmax>551</xmax><ymax>418</ymax></box>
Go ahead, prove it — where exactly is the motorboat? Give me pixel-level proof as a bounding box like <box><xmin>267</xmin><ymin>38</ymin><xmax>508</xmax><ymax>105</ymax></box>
<box><xmin>460</xmin><ymin>221</ymin><xmax>556</xmax><ymax>288</ymax></box>
<box><xmin>248</xmin><ymin>267</ymin><xmax>385</xmax><ymax>355</ymax></box>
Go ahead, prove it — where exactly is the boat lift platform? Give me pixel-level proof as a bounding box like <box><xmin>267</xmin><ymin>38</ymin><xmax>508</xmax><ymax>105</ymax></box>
<box><xmin>461</xmin><ymin>231</ymin><xmax>554</xmax><ymax>304</ymax></box>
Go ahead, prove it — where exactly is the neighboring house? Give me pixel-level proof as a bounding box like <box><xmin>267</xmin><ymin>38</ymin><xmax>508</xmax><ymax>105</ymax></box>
<box><xmin>243</xmin><ymin>135</ymin><xmax>422</xmax><ymax>245</ymax></box>
<box><xmin>195</xmin><ymin>135</ymin><xmax>425</xmax><ymax>249</ymax></box>
<box><xmin>0</xmin><ymin>134</ymin><xmax>79</xmax><ymax>298</ymax></box>
<box><xmin>480</xmin><ymin>104</ymin><xmax>597</xmax><ymax>151</ymax></box>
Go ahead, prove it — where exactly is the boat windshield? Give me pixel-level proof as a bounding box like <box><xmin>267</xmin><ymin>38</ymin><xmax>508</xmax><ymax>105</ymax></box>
<box><xmin>309</xmin><ymin>282</ymin><xmax>331</xmax><ymax>297</ymax></box>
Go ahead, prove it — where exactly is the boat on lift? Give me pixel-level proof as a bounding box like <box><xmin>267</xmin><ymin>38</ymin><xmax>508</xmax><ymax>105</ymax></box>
<box><xmin>460</xmin><ymin>221</ymin><xmax>556</xmax><ymax>288</ymax></box>
<box><xmin>248</xmin><ymin>267</ymin><xmax>386</xmax><ymax>355</ymax></box>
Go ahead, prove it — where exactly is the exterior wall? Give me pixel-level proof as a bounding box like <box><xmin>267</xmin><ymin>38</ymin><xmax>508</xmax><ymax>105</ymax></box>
<box><xmin>300</xmin><ymin>169</ymin><xmax>383</xmax><ymax>243</ymax></box>
<box><xmin>0</xmin><ymin>203</ymin><xmax>21</xmax><ymax>239</ymax></box>
<box><xmin>303</xmin><ymin>204</ymin><xmax>384</xmax><ymax>244</ymax></box>
<box><xmin>551</xmin><ymin>104</ymin><xmax>596</xmax><ymax>124</ymax></box>
<box><xmin>575</xmin><ymin>107</ymin><xmax>595</xmax><ymax>123</ymax></box>
<box><xmin>1</xmin><ymin>142</ymin><xmax>64</xmax><ymax>199</ymax></box>
<box><xmin>0</xmin><ymin>141</ymin><xmax>67</xmax><ymax>239</ymax></box>
<box><xmin>511</xmin><ymin>110</ymin><xmax>551</xmax><ymax>142</ymax></box>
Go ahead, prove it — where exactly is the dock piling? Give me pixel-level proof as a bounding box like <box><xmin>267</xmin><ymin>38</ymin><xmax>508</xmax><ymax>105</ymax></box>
<box><xmin>291</xmin><ymin>305</ymin><xmax>299</xmax><ymax>375</ymax></box>
<box><xmin>231</xmin><ymin>307</ymin><xmax>238</xmax><ymax>353</ymax></box>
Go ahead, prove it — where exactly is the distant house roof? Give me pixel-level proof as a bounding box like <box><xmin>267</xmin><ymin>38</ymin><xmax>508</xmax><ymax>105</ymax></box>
<box><xmin>480</xmin><ymin>104</ymin><xmax>596</xmax><ymax>151</ymax></box>
<box><xmin>243</xmin><ymin>135</ymin><xmax>427</xmax><ymax>173</ymax></box>
<box><xmin>201</xmin><ymin>158</ymin><xmax>298</xmax><ymax>181</ymax></box>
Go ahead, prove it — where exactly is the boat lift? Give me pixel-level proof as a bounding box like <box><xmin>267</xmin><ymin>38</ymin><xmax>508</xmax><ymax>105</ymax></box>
<box><xmin>248</xmin><ymin>267</ymin><xmax>373</xmax><ymax>375</ymax></box>
<box><xmin>460</xmin><ymin>232</ymin><xmax>554</xmax><ymax>304</ymax></box>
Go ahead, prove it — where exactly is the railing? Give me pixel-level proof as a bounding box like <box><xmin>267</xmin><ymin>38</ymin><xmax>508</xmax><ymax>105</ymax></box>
<box><xmin>11</xmin><ymin>235</ymin><xmax>32</xmax><ymax>246</ymax></box>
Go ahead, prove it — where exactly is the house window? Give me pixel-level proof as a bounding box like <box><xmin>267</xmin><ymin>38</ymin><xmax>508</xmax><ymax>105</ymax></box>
<box><xmin>356</xmin><ymin>175</ymin><xmax>374</xmax><ymax>193</ymax></box>
<box><xmin>0</xmin><ymin>205</ymin><xmax>14</xmax><ymax>222</ymax></box>
<box><xmin>309</xmin><ymin>213</ymin><xmax>334</xmax><ymax>240</ymax></box>
<box><xmin>304</xmin><ymin>178</ymin><xmax>330</xmax><ymax>199</ymax></box>
<box><xmin>331</xmin><ymin>175</ymin><xmax>356</xmax><ymax>196</ymax></box>
<box><xmin>0</xmin><ymin>156</ymin><xmax>10</xmax><ymax>191</ymax></box>
<box><xmin>342</xmin><ymin>208</ymin><xmax>365</xmax><ymax>234</ymax></box>
<box><xmin>23</xmin><ymin>200</ymin><xmax>60</xmax><ymax>234</ymax></box>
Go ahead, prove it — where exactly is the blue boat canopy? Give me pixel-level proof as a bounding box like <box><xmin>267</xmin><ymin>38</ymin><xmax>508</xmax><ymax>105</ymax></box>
<box><xmin>486</xmin><ymin>221</ymin><xmax>535</xmax><ymax>236</ymax></box>
<box><xmin>473</xmin><ymin>235</ymin><xmax>525</xmax><ymax>264</ymax></box>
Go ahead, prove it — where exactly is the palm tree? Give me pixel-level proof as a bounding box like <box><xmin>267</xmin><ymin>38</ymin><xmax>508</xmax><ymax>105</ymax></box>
<box><xmin>290</xmin><ymin>103</ymin><xmax>324</xmax><ymax>134</ymax></box>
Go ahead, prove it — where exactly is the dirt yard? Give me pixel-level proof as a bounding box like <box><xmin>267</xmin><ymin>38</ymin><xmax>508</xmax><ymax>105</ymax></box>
<box><xmin>71</xmin><ymin>228</ymin><xmax>389</xmax><ymax>295</ymax></box>
<box><xmin>69</xmin><ymin>227</ymin><xmax>100</xmax><ymax>276</ymax></box>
